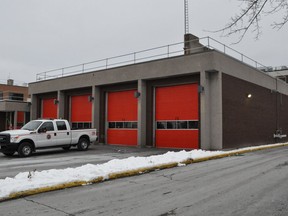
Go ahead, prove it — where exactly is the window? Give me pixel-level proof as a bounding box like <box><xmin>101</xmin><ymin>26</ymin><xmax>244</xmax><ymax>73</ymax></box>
<box><xmin>83</xmin><ymin>123</ymin><xmax>90</xmax><ymax>129</ymax></box>
<box><xmin>108</xmin><ymin>121</ymin><xmax>138</xmax><ymax>129</ymax></box>
<box><xmin>157</xmin><ymin>122</ymin><xmax>166</xmax><ymax>129</ymax></box>
<box><xmin>188</xmin><ymin>121</ymin><xmax>199</xmax><ymax>129</ymax></box>
<box><xmin>56</xmin><ymin>121</ymin><xmax>67</xmax><ymax>130</ymax></box>
<box><xmin>131</xmin><ymin>122</ymin><xmax>137</xmax><ymax>129</ymax></box>
<box><xmin>39</xmin><ymin>122</ymin><xmax>54</xmax><ymax>131</ymax></box>
<box><xmin>177</xmin><ymin>121</ymin><xmax>188</xmax><ymax>129</ymax></box>
<box><xmin>22</xmin><ymin>120</ymin><xmax>42</xmax><ymax>131</ymax></box>
<box><xmin>0</xmin><ymin>92</ymin><xmax>3</xmax><ymax>100</ymax></box>
<box><xmin>156</xmin><ymin>120</ymin><xmax>199</xmax><ymax>130</ymax></box>
<box><xmin>109</xmin><ymin>122</ymin><xmax>116</xmax><ymax>128</ymax></box>
<box><xmin>116</xmin><ymin>122</ymin><xmax>124</xmax><ymax>128</ymax></box>
<box><xmin>71</xmin><ymin>122</ymin><xmax>92</xmax><ymax>130</ymax></box>
<box><xmin>167</xmin><ymin>121</ymin><xmax>176</xmax><ymax>129</ymax></box>
<box><xmin>9</xmin><ymin>93</ymin><xmax>24</xmax><ymax>101</ymax></box>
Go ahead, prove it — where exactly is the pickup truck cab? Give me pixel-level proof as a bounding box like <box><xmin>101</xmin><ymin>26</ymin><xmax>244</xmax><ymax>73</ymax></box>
<box><xmin>0</xmin><ymin>119</ymin><xmax>97</xmax><ymax>157</ymax></box>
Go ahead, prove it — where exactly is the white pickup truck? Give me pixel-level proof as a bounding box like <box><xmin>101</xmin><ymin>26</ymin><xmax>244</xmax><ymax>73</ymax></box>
<box><xmin>0</xmin><ymin>119</ymin><xmax>98</xmax><ymax>157</ymax></box>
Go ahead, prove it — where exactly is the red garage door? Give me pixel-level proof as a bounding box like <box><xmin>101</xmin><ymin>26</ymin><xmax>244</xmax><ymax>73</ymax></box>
<box><xmin>71</xmin><ymin>94</ymin><xmax>92</xmax><ymax>129</ymax></box>
<box><xmin>17</xmin><ymin>111</ymin><xmax>25</xmax><ymax>129</ymax></box>
<box><xmin>107</xmin><ymin>90</ymin><xmax>138</xmax><ymax>146</ymax></box>
<box><xmin>42</xmin><ymin>98</ymin><xmax>57</xmax><ymax>119</ymax></box>
<box><xmin>155</xmin><ymin>84</ymin><xmax>199</xmax><ymax>149</ymax></box>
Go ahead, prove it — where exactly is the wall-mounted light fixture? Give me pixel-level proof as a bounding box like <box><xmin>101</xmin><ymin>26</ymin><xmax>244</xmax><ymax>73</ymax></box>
<box><xmin>88</xmin><ymin>95</ymin><xmax>94</xmax><ymax>102</ymax></box>
<box><xmin>246</xmin><ymin>93</ymin><xmax>252</xmax><ymax>99</ymax></box>
<box><xmin>198</xmin><ymin>85</ymin><xmax>204</xmax><ymax>93</ymax></box>
<box><xmin>54</xmin><ymin>99</ymin><xmax>59</xmax><ymax>104</ymax></box>
<box><xmin>134</xmin><ymin>91</ymin><xmax>141</xmax><ymax>98</ymax></box>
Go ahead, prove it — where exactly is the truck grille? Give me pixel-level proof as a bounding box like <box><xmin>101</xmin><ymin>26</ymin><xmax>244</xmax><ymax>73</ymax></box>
<box><xmin>0</xmin><ymin>134</ymin><xmax>10</xmax><ymax>144</ymax></box>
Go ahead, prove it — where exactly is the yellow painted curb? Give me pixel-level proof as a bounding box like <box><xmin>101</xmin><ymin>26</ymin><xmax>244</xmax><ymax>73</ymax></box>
<box><xmin>193</xmin><ymin>143</ymin><xmax>288</xmax><ymax>163</ymax></box>
<box><xmin>0</xmin><ymin>177</ymin><xmax>104</xmax><ymax>203</ymax></box>
<box><xmin>1</xmin><ymin>143</ymin><xmax>287</xmax><ymax>202</ymax></box>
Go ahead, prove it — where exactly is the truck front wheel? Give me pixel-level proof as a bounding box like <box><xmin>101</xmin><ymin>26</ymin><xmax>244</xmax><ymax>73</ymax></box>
<box><xmin>77</xmin><ymin>138</ymin><xmax>89</xmax><ymax>151</ymax></box>
<box><xmin>18</xmin><ymin>142</ymin><xmax>33</xmax><ymax>157</ymax></box>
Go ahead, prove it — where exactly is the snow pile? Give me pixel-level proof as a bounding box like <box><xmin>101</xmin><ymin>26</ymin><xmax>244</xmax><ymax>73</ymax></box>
<box><xmin>0</xmin><ymin>149</ymin><xmax>223</xmax><ymax>200</ymax></box>
<box><xmin>0</xmin><ymin>143</ymin><xmax>286</xmax><ymax>200</ymax></box>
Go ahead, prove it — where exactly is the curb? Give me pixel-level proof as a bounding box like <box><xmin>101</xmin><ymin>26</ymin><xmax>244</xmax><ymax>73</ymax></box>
<box><xmin>1</xmin><ymin>143</ymin><xmax>288</xmax><ymax>202</ymax></box>
<box><xmin>6</xmin><ymin>177</ymin><xmax>104</xmax><ymax>202</ymax></box>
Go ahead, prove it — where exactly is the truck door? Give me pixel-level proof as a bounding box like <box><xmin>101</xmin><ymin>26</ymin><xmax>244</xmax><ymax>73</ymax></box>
<box><xmin>35</xmin><ymin>121</ymin><xmax>57</xmax><ymax>148</ymax></box>
<box><xmin>55</xmin><ymin>120</ymin><xmax>71</xmax><ymax>145</ymax></box>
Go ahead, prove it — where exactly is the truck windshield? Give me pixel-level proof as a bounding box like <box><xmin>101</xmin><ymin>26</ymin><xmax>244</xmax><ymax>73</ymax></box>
<box><xmin>22</xmin><ymin>121</ymin><xmax>43</xmax><ymax>131</ymax></box>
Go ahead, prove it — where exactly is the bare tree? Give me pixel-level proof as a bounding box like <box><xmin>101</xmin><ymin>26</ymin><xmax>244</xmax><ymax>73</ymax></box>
<box><xmin>215</xmin><ymin>0</ymin><xmax>288</xmax><ymax>43</ymax></box>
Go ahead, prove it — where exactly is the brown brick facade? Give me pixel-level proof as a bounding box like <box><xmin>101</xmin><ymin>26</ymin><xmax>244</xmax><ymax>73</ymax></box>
<box><xmin>222</xmin><ymin>73</ymin><xmax>288</xmax><ymax>149</ymax></box>
<box><xmin>0</xmin><ymin>84</ymin><xmax>29</xmax><ymax>101</ymax></box>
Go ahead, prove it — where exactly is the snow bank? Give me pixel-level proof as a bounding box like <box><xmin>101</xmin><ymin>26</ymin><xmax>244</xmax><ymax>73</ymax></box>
<box><xmin>0</xmin><ymin>143</ymin><xmax>287</xmax><ymax>201</ymax></box>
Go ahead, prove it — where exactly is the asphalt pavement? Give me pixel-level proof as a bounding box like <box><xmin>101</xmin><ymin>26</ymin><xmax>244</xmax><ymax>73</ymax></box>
<box><xmin>1</xmin><ymin>145</ymin><xmax>288</xmax><ymax>216</ymax></box>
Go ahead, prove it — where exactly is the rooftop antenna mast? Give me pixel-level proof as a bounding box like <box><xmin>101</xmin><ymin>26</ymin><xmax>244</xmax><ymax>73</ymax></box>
<box><xmin>184</xmin><ymin>0</ymin><xmax>189</xmax><ymax>34</ymax></box>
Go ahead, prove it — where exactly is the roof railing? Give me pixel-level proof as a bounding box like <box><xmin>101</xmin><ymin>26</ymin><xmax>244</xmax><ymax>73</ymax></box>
<box><xmin>36</xmin><ymin>37</ymin><xmax>267</xmax><ymax>81</ymax></box>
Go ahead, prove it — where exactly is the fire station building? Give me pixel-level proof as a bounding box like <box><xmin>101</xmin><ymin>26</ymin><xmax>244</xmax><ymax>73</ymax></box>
<box><xmin>28</xmin><ymin>35</ymin><xmax>288</xmax><ymax>150</ymax></box>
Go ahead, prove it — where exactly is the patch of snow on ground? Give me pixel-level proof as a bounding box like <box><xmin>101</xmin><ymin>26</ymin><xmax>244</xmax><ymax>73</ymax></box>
<box><xmin>0</xmin><ymin>143</ymin><xmax>286</xmax><ymax>200</ymax></box>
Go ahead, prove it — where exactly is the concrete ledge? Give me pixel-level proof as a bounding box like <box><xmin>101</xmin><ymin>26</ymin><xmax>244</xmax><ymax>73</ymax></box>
<box><xmin>1</xmin><ymin>143</ymin><xmax>288</xmax><ymax>202</ymax></box>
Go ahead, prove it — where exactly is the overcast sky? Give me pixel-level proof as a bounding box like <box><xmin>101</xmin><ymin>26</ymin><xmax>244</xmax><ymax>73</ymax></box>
<box><xmin>1</xmin><ymin>0</ymin><xmax>287</xmax><ymax>85</ymax></box>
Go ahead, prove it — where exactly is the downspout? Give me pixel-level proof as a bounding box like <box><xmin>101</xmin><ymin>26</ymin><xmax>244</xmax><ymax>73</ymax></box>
<box><xmin>276</xmin><ymin>78</ymin><xmax>279</xmax><ymax>132</ymax></box>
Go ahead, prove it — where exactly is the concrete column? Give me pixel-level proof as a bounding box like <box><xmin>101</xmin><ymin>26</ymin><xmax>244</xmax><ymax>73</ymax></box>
<box><xmin>23</xmin><ymin>111</ymin><xmax>26</xmax><ymax>124</ymax></box>
<box><xmin>200</xmin><ymin>70</ymin><xmax>223</xmax><ymax>150</ymax></box>
<box><xmin>30</xmin><ymin>94</ymin><xmax>38</xmax><ymax>120</ymax></box>
<box><xmin>57</xmin><ymin>91</ymin><xmax>65</xmax><ymax>119</ymax></box>
<box><xmin>92</xmin><ymin>86</ymin><xmax>100</xmax><ymax>143</ymax></box>
<box><xmin>200</xmin><ymin>71</ymin><xmax>210</xmax><ymax>150</ymax></box>
<box><xmin>9</xmin><ymin>112</ymin><xmax>13</xmax><ymax>129</ymax></box>
<box><xmin>137</xmin><ymin>79</ymin><xmax>147</xmax><ymax>147</ymax></box>
<box><xmin>13</xmin><ymin>111</ymin><xmax>17</xmax><ymax>129</ymax></box>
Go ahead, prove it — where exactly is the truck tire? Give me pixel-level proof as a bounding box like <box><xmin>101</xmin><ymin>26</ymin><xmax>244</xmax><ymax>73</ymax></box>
<box><xmin>2</xmin><ymin>151</ymin><xmax>15</xmax><ymax>156</ymax></box>
<box><xmin>18</xmin><ymin>142</ymin><xmax>33</xmax><ymax>157</ymax></box>
<box><xmin>77</xmin><ymin>138</ymin><xmax>89</xmax><ymax>151</ymax></box>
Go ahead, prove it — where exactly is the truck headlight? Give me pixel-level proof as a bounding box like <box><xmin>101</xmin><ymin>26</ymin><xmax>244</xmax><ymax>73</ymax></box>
<box><xmin>10</xmin><ymin>136</ymin><xmax>19</xmax><ymax>143</ymax></box>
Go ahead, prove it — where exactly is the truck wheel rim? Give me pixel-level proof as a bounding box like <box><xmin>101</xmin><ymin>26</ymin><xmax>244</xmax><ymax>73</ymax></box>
<box><xmin>81</xmin><ymin>141</ymin><xmax>88</xmax><ymax>149</ymax></box>
<box><xmin>23</xmin><ymin>146</ymin><xmax>31</xmax><ymax>155</ymax></box>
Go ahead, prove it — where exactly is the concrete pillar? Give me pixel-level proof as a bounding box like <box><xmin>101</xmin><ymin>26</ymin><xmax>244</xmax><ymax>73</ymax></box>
<box><xmin>200</xmin><ymin>70</ymin><xmax>223</xmax><ymax>150</ymax></box>
<box><xmin>57</xmin><ymin>91</ymin><xmax>65</xmax><ymax>119</ymax></box>
<box><xmin>23</xmin><ymin>111</ymin><xmax>26</xmax><ymax>124</ymax></box>
<box><xmin>200</xmin><ymin>71</ymin><xmax>210</xmax><ymax>150</ymax></box>
<box><xmin>92</xmin><ymin>86</ymin><xmax>101</xmax><ymax>143</ymax></box>
<box><xmin>137</xmin><ymin>79</ymin><xmax>147</xmax><ymax>147</ymax></box>
<box><xmin>30</xmin><ymin>94</ymin><xmax>38</xmax><ymax>120</ymax></box>
<box><xmin>13</xmin><ymin>111</ymin><xmax>17</xmax><ymax>129</ymax></box>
